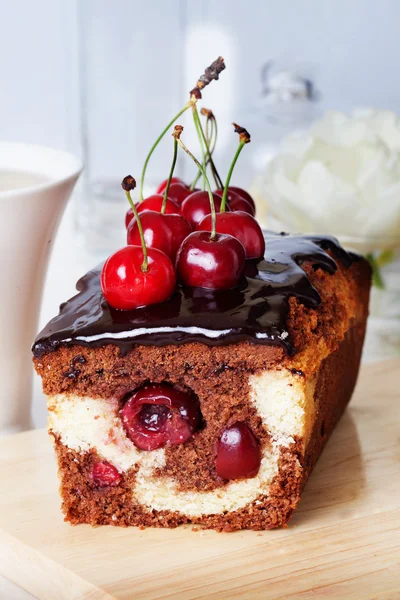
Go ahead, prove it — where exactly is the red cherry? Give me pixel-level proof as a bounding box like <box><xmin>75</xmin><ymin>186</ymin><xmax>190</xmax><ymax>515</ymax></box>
<box><xmin>91</xmin><ymin>461</ymin><xmax>121</xmax><ymax>487</ymax></box>
<box><xmin>216</xmin><ymin>186</ymin><xmax>256</xmax><ymax>211</ymax></box>
<box><xmin>137</xmin><ymin>194</ymin><xmax>180</xmax><ymax>215</ymax></box>
<box><xmin>180</xmin><ymin>191</ymin><xmax>225</xmax><ymax>229</ymax></box>
<box><xmin>216</xmin><ymin>422</ymin><xmax>261</xmax><ymax>480</ymax></box>
<box><xmin>121</xmin><ymin>383</ymin><xmax>201</xmax><ymax>451</ymax></box>
<box><xmin>167</xmin><ymin>182</ymin><xmax>193</xmax><ymax>206</ymax></box>
<box><xmin>228</xmin><ymin>192</ymin><xmax>255</xmax><ymax>216</ymax></box>
<box><xmin>156</xmin><ymin>177</ymin><xmax>185</xmax><ymax>194</ymax></box>
<box><xmin>126</xmin><ymin>197</ymin><xmax>180</xmax><ymax>229</ymax></box>
<box><xmin>197</xmin><ymin>212</ymin><xmax>265</xmax><ymax>259</ymax></box>
<box><xmin>214</xmin><ymin>188</ymin><xmax>238</xmax><ymax>204</ymax></box>
<box><xmin>229</xmin><ymin>187</ymin><xmax>255</xmax><ymax>210</ymax></box>
<box><xmin>176</xmin><ymin>230</ymin><xmax>245</xmax><ymax>289</ymax></box>
<box><xmin>127</xmin><ymin>211</ymin><xmax>171</xmax><ymax>258</ymax></box>
<box><xmin>101</xmin><ymin>245</ymin><xmax>176</xmax><ymax>310</ymax></box>
<box><xmin>127</xmin><ymin>211</ymin><xmax>192</xmax><ymax>261</ymax></box>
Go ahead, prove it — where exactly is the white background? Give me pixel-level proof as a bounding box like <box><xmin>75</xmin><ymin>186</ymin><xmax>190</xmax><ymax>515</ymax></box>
<box><xmin>1</xmin><ymin>0</ymin><xmax>400</xmax><ymax>426</ymax></box>
<box><xmin>2</xmin><ymin>1</ymin><xmax>400</xmax><ymax>156</ymax></box>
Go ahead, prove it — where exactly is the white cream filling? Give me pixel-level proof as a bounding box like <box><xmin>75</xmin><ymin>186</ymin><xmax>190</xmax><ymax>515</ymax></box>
<box><xmin>48</xmin><ymin>369</ymin><xmax>312</xmax><ymax>517</ymax></box>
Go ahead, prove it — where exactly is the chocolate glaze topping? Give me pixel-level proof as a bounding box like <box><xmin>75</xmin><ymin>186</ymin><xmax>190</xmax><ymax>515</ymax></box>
<box><xmin>33</xmin><ymin>232</ymin><xmax>358</xmax><ymax>359</ymax></box>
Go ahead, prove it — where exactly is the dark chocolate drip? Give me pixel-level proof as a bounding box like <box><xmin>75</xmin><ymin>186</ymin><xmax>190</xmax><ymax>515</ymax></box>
<box><xmin>32</xmin><ymin>232</ymin><xmax>359</xmax><ymax>358</ymax></box>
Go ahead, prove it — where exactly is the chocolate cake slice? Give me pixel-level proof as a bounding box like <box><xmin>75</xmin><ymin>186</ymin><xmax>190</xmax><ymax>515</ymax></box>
<box><xmin>33</xmin><ymin>232</ymin><xmax>371</xmax><ymax>531</ymax></box>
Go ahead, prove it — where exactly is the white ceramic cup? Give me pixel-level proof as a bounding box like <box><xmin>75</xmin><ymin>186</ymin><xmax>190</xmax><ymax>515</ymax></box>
<box><xmin>0</xmin><ymin>142</ymin><xmax>82</xmax><ymax>436</ymax></box>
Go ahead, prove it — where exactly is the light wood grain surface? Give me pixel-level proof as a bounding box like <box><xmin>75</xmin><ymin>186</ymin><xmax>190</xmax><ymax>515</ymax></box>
<box><xmin>1</xmin><ymin>360</ymin><xmax>399</xmax><ymax>600</ymax></box>
<box><xmin>0</xmin><ymin>575</ymin><xmax>37</xmax><ymax>600</ymax></box>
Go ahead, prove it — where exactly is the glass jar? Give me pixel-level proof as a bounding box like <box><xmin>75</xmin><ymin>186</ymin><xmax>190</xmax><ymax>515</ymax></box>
<box><xmin>238</xmin><ymin>60</ymin><xmax>321</xmax><ymax>226</ymax></box>
<box><xmin>74</xmin><ymin>0</ymin><xmax>185</xmax><ymax>260</ymax></box>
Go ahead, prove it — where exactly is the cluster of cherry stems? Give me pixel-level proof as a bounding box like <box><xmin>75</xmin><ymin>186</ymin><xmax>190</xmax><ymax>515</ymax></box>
<box><xmin>100</xmin><ymin>130</ymin><xmax>265</xmax><ymax>310</ymax></box>
<box><xmin>92</xmin><ymin>61</ymin><xmax>263</xmax><ymax>487</ymax></box>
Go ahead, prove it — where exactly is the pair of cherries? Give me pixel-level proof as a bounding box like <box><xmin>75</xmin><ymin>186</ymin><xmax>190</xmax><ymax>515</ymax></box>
<box><xmin>91</xmin><ymin>383</ymin><xmax>261</xmax><ymax>486</ymax></box>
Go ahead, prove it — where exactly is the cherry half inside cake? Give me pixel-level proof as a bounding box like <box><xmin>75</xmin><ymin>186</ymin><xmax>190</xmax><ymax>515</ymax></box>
<box><xmin>121</xmin><ymin>383</ymin><xmax>202</xmax><ymax>451</ymax></box>
<box><xmin>91</xmin><ymin>461</ymin><xmax>121</xmax><ymax>487</ymax></box>
<box><xmin>216</xmin><ymin>422</ymin><xmax>261</xmax><ymax>480</ymax></box>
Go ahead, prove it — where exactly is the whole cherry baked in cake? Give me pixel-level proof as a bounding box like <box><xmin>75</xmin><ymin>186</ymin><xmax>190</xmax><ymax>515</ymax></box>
<box><xmin>32</xmin><ymin>58</ymin><xmax>371</xmax><ymax>531</ymax></box>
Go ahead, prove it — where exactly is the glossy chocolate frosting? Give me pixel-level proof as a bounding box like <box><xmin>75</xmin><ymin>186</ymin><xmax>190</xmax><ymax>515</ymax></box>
<box><xmin>33</xmin><ymin>232</ymin><xmax>358</xmax><ymax>358</ymax></box>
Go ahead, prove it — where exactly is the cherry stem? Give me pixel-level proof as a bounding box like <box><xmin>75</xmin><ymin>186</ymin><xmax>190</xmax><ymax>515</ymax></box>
<box><xmin>205</xmin><ymin>118</ymin><xmax>217</xmax><ymax>183</ymax></box>
<box><xmin>208</xmin><ymin>123</ymin><xmax>222</xmax><ymax>188</ymax></box>
<box><xmin>190</xmin><ymin>112</ymin><xmax>220</xmax><ymax>190</ymax></box>
<box><xmin>190</xmin><ymin>166</ymin><xmax>203</xmax><ymax>191</ymax></box>
<box><xmin>189</xmin><ymin>56</ymin><xmax>226</xmax><ymax>100</ymax></box>
<box><xmin>139</xmin><ymin>57</ymin><xmax>225</xmax><ymax>202</ymax></box>
<box><xmin>193</xmin><ymin>106</ymin><xmax>223</xmax><ymax>189</ymax></box>
<box><xmin>202</xmin><ymin>116</ymin><xmax>210</xmax><ymax>179</ymax></box>
<box><xmin>161</xmin><ymin>137</ymin><xmax>178</xmax><ymax>214</ymax></box>
<box><xmin>205</xmin><ymin>116</ymin><xmax>211</xmax><ymax>147</ymax></box>
<box><xmin>122</xmin><ymin>176</ymin><xmax>148</xmax><ymax>272</ymax></box>
<box><xmin>210</xmin><ymin>115</ymin><xmax>218</xmax><ymax>155</ymax></box>
<box><xmin>191</xmin><ymin>106</ymin><xmax>207</xmax><ymax>190</ymax></box>
<box><xmin>139</xmin><ymin>104</ymin><xmax>190</xmax><ymax>202</ymax></box>
<box><xmin>173</xmin><ymin>127</ymin><xmax>217</xmax><ymax>241</ymax></box>
<box><xmin>190</xmin><ymin>117</ymin><xmax>212</xmax><ymax>190</ymax></box>
<box><xmin>220</xmin><ymin>123</ymin><xmax>251</xmax><ymax>213</ymax></box>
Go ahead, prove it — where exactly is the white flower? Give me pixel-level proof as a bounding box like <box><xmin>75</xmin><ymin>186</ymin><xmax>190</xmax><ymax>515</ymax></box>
<box><xmin>263</xmin><ymin>109</ymin><xmax>400</xmax><ymax>252</ymax></box>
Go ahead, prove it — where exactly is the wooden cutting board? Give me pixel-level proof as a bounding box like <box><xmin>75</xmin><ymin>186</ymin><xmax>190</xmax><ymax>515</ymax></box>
<box><xmin>1</xmin><ymin>360</ymin><xmax>399</xmax><ymax>600</ymax></box>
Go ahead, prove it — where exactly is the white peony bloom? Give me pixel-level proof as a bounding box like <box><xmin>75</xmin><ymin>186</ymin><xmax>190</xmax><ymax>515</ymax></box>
<box><xmin>263</xmin><ymin>109</ymin><xmax>400</xmax><ymax>253</ymax></box>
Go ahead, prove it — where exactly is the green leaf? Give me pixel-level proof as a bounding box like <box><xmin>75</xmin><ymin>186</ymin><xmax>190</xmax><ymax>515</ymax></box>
<box><xmin>376</xmin><ymin>249</ymin><xmax>394</xmax><ymax>268</ymax></box>
<box><xmin>366</xmin><ymin>253</ymin><xmax>385</xmax><ymax>289</ymax></box>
